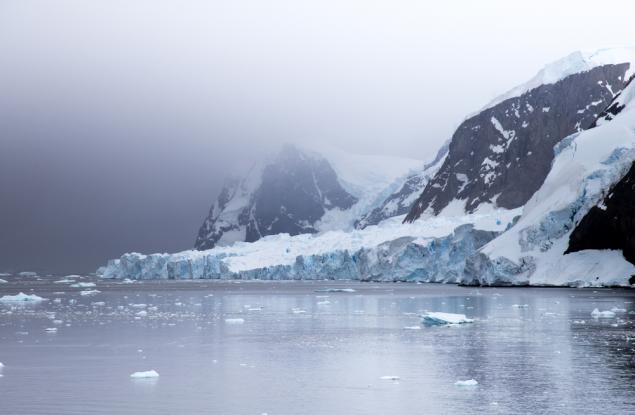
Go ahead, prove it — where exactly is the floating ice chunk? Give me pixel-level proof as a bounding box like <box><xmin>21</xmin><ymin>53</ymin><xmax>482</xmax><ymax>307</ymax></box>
<box><xmin>0</xmin><ymin>362</ymin><xmax>4</xmax><ymax>368</ymax></box>
<box><xmin>512</xmin><ymin>304</ymin><xmax>529</xmax><ymax>308</ymax></box>
<box><xmin>131</xmin><ymin>304</ymin><xmax>147</xmax><ymax>309</ymax></box>
<box><xmin>314</xmin><ymin>288</ymin><xmax>356</xmax><ymax>293</ymax></box>
<box><xmin>79</xmin><ymin>290</ymin><xmax>100</xmax><ymax>296</ymax></box>
<box><xmin>0</xmin><ymin>279</ymin><xmax>7</xmax><ymax>283</ymax></box>
<box><xmin>455</xmin><ymin>379</ymin><xmax>478</xmax><ymax>386</ymax></box>
<box><xmin>121</xmin><ymin>279</ymin><xmax>135</xmax><ymax>284</ymax></box>
<box><xmin>317</xmin><ymin>300</ymin><xmax>331</xmax><ymax>305</ymax></box>
<box><xmin>136</xmin><ymin>310</ymin><xmax>148</xmax><ymax>317</ymax></box>
<box><xmin>379</xmin><ymin>375</ymin><xmax>400</xmax><ymax>381</ymax></box>
<box><xmin>422</xmin><ymin>312</ymin><xmax>474</xmax><ymax>326</ymax></box>
<box><xmin>18</xmin><ymin>272</ymin><xmax>38</xmax><ymax>277</ymax></box>
<box><xmin>591</xmin><ymin>308</ymin><xmax>616</xmax><ymax>318</ymax></box>
<box><xmin>403</xmin><ymin>326</ymin><xmax>421</xmax><ymax>330</ymax></box>
<box><xmin>225</xmin><ymin>318</ymin><xmax>245</xmax><ymax>324</ymax></box>
<box><xmin>0</xmin><ymin>292</ymin><xmax>46</xmax><ymax>302</ymax></box>
<box><xmin>610</xmin><ymin>307</ymin><xmax>627</xmax><ymax>313</ymax></box>
<box><xmin>54</xmin><ymin>279</ymin><xmax>74</xmax><ymax>284</ymax></box>
<box><xmin>45</xmin><ymin>327</ymin><xmax>58</xmax><ymax>333</ymax></box>
<box><xmin>70</xmin><ymin>282</ymin><xmax>96</xmax><ymax>288</ymax></box>
<box><xmin>130</xmin><ymin>370</ymin><xmax>159</xmax><ymax>378</ymax></box>
<box><xmin>291</xmin><ymin>308</ymin><xmax>307</xmax><ymax>314</ymax></box>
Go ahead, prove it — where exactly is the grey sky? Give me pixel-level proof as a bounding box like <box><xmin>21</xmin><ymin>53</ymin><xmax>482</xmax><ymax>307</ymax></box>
<box><xmin>1</xmin><ymin>0</ymin><xmax>634</xmax><ymax>274</ymax></box>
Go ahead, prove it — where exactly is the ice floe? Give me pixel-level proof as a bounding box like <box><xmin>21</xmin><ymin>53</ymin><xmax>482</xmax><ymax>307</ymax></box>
<box><xmin>455</xmin><ymin>379</ymin><xmax>478</xmax><ymax>386</ymax></box>
<box><xmin>130</xmin><ymin>370</ymin><xmax>159</xmax><ymax>378</ymax></box>
<box><xmin>591</xmin><ymin>308</ymin><xmax>616</xmax><ymax>318</ymax></box>
<box><xmin>0</xmin><ymin>292</ymin><xmax>46</xmax><ymax>303</ymax></box>
<box><xmin>422</xmin><ymin>312</ymin><xmax>474</xmax><ymax>326</ymax></box>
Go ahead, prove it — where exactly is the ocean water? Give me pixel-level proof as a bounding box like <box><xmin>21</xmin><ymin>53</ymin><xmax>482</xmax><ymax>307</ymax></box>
<box><xmin>1</xmin><ymin>277</ymin><xmax>634</xmax><ymax>415</ymax></box>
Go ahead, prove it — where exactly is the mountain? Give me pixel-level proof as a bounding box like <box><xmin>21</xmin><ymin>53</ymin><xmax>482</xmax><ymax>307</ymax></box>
<box><xmin>464</xmin><ymin>74</ymin><xmax>635</xmax><ymax>286</ymax></box>
<box><xmin>100</xmin><ymin>48</ymin><xmax>635</xmax><ymax>287</ymax></box>
<box><xmin>194</xmin><ymin>144</ymin><xmax>422</xmax><ymax>250</ymax></box>
<box><xmin>405</xmin><ymin>48</ymin><xmax>635</xmax><ymax>222</ymax></box>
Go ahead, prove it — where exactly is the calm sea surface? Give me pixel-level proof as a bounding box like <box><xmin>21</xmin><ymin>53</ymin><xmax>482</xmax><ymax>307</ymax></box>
<box><xmin>1</xmin><ymin>277</ymin><xmax>634</xmax><ymax>414</ymax></box>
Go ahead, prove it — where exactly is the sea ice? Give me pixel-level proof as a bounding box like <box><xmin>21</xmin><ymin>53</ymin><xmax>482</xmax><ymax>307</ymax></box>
<box><xmin>422</xmin><ymin>312</ymin><xmax>474</xmax><ymax>326</ymax></box>
<box><xmin>0</xmin><ymin>292</ymin><xmax>46</xmax><ymax>302</ymax></box>
<box><xmin>130</xmin><ymin>370</ymin><xmax>159</xmax><ymax>378</ymax></box>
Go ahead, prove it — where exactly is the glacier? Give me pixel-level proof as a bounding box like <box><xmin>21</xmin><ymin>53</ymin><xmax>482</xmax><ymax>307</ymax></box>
<box><xmin>99</xmin><ymin>209</ymin><xmax>518</xmax><ymax>282</ymax></box>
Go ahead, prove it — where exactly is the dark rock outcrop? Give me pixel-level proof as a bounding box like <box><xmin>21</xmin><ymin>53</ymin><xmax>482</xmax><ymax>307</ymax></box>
<box><xmin>565</xmin><ymin>161</ymin><xmax>635</xmax><ymax>265</ymax></box>
<box><xmin>405</xmin><ymin>63</ymin><xmax>632</xmax><ymax>222</ymax></box>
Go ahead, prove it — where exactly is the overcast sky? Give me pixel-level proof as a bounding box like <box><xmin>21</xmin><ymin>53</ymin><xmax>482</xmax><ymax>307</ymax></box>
<box><xmin>1</xmin><ymin>0</ymin><xmax>634</xmax><ymax>274</ymax></box>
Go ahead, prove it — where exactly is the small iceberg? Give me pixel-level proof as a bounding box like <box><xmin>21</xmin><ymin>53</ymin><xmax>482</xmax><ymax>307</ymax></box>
<box><xmin>422</xmin><ymin>312</ymin><xmax>474</xmax><ymax>326</ymax></box>
<box><xmin>0</xmin><ymin>292</ymin><xmax>46</xmax><ymax>303</ymax></box>
<box><xmin>130</xmin><ymin>370</ymin><xmax>159</xmax><ymax>379</ymax></box>
<box><xmin>379</xmin><ymin>375</ymin><xmax>400</xmax><ymax>381</ymax></box>
<box><xmin>225</xmin><ymin>318</ymin><xmax>245</xmax><ymax>324</ymax></box>
<box><xmin>591</xmin><ymin>308</ymin><xmax>616</xmax><ymax>318</ymax></box>
<box><xmin>314</xmin><ymin>288</ymin><xmax>356</xmax><ymax>293</ymax></box>
<box><xmin>610</xmin><ymin>307</ymin><xmax>627</xmax><ymax>313</ymax></box>
<box><xmin>0</xmin><ymin>279</ymin><xmax>7</xmax><ymax>283</ymax></box>
<box><xmin>455</xmin><ymin>379</ymin><xmax>478</xmax><ymax>386</ymax></box>
<box><xmin>403</xmin><ymin>326</ymin><xmax>421</xmax><ymax>330</ymax></box>
<box><xmin>79</xmin><ymin>289</ymin><xmax>100</xmax><ymax>296</ymax></box>
<box><xmin>45</xmin><ymin>327</ymin><xmax>58</xmax><ymax>333</ymax></box>
<box><xmin>70</xmin><ymin>282</ymin><xmax>96</xmax><ymax>288</ymax></box>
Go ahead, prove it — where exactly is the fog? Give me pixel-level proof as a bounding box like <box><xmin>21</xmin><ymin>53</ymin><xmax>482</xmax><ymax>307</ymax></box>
<box><xmin>1</xmin><ymin>0</ymin><xmax>633</xmax><ymax>273</ymax></box>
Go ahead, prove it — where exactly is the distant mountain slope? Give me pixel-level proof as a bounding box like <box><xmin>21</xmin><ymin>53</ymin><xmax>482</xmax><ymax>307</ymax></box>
<box><xmin>195</xmin><ymin>145</ymin><xmax>422</xmax><ymax>250</ymax></box>
<box><xmin>405</xmin><ymin>48</ymin><xmax>635</xmax><ymax>222</ymax></box>
<box><xmin>355</xmin><ymin>141</ymin><xmax>449</xmax><ymax>229</ymax></box>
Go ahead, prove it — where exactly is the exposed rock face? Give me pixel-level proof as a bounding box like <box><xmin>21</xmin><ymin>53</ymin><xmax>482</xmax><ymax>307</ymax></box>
<box><xmin>195</xmin><ymin>145</ymin><xmax>357</xmax><ymax>250</ymax></box>
<box><xmin>356</xmin><ymin>142</ymin><xmax>448</xmax><ymax>229</ymax></box>
<box><xmin>405</xmin><ymin>63</ymin><xmax>631</xmax><ymax>222</ymax></box>
<box><xmin>566</xmin><ymin>161</ymin><xmax>635</xmax><ymax>264</ymax></box>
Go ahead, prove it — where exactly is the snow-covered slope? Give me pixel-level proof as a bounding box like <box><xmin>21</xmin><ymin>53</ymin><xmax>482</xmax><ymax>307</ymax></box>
<box><xmin>356</xmin><ymin>141</ymin><xmax>449</xmax><ymax>229</ymax></box>
<box><xmin>195</xmin><ymin>144</ymin><xmax>422</xmax><ymax>249</ymax></box>
<box><xmin>464</xmin><ymin>78</ymin><xmax>635</xmax><ymax>287</ymax></box>
<box><xmin>406</xmin><ymin>47</ymin><xmax>635</xmax><ymax>222</ymax></box>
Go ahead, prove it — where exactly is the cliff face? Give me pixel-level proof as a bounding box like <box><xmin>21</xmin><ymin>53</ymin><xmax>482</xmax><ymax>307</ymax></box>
<box><xmin>405</xmin><ymin>63</ymin><xmax>631</xmax><ymax>222</ymax></box>
<box><xmin>566</xmin><ymin>161</ymin><xmax>635</xmax><ymax>266</ymax></box>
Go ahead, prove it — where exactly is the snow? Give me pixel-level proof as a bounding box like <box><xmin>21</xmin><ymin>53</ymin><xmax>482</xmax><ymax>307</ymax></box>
<box><xmin>455</xmin><ymin>379</ymin><xmax>478</xmax><ymax>386</ymax></box>
<box><xmin>130</xmin><ymin>370</ymin><xmax>159</xmax><ymax>379</ymax></box>
<box><xmin>481</xmin><ymin>47</ymin><xmax>635</xmax><ymax>112</ymax></box>
<box><xmin>591</xmin><ymin>308</ymin><xmax>616</xmax><ymax>318</ymax></box>
<box><xmin>0</xmin><ymin>292</ymin><xmax>46</xmax><ymax>302</ymax></box>
<box><xmin>422</xmin><ymin>312</ymin><xmax>474</xmax><ymax>326</ymax></box>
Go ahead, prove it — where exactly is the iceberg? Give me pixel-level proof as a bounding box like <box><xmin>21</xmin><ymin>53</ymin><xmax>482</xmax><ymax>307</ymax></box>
<box><xmin>0</xmin><ymin>292</ymin><xmax>46</xmax><ymax>302</ymax></box>
<box><xmin>422</xmin><ymin>312</ymin><xmax>474</xmax><ymax>326</ymax></box>
<box><xmin>130</xmin><ymin>370</ymin><xmax>159</xmax><ymax>379</ymax></box>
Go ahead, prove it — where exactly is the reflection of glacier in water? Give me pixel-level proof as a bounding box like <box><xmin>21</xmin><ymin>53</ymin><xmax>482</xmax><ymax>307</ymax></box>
<box><xmin>0</xmin><ymin>278</ymin><xmax>634</xmax><ymax>415</ymax></box>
